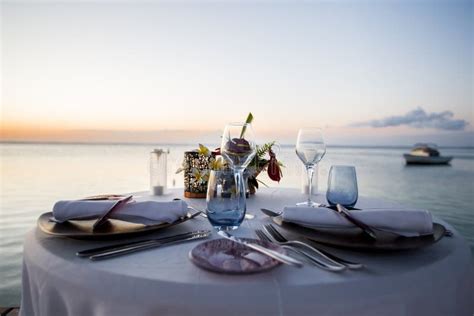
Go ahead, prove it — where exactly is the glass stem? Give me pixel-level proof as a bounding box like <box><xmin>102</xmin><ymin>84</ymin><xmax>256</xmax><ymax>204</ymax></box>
<box><xmin>306</xmin><ymin>165</ymin><xmax>315</xmax><ymax>204</ymax></box>
<box><xmin>234</xmin><ymin>167</ymin><xmax>246</xmax><ymax>210</ymax></box>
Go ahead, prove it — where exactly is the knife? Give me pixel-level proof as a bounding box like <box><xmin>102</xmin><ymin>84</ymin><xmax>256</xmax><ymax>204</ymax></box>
<box><xmin>217</xmin><ymin>230</ymin><xmax>303</xmax><ymax>267</ymax></box>
<box><xmin>92</xmin><ymin>195</ymin><xmax>133</xmax><ymax>231</ymax></box>
<box><xmin>76</xmin><ymin>229</ymin><xmax>207</xmax><ymax>257</ymax></box>
<box><xmin>89</xmin><ymin>230</ymin><xmax>211</xmax><ymax>261</ymax></box>
<box><xmin>336</xmin><ymin>204</ymin><xmax>377</xmax><ymax>240</ymax></box>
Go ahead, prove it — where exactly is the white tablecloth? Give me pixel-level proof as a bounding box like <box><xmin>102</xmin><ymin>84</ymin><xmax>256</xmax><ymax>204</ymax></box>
<box><xmin>20</xmin><ymin>188</ymin><xmax>473</xmax><ymax>316</ymax></box>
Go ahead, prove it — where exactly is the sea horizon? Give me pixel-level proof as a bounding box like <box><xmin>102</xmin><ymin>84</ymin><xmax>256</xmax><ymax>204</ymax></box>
<box><xmin>2</xmin><ymin>140</ymin><xmax>474</xmax><ymax>150</ymax></box>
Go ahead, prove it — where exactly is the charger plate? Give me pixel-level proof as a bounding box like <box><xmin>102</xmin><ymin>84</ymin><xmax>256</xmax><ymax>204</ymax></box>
<box><xmin>273</xmin><ymin>216</ymin><xmax>446</xmax><ymax>251</ymax></box>
<box><xmin>37</xmin><ymin>211</ymin><xmax>201</xmax><ymax>240</ymax></box>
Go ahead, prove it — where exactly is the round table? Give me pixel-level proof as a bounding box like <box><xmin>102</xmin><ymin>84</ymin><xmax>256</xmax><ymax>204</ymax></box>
<box><xmin>20</xmin><ymin>188</ymin><xmax>473</xmax><ymax>316</ymax></box>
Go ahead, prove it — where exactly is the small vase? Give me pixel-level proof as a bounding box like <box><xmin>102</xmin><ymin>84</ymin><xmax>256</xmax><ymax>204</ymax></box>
<box><xmin>183</xmin><ymin>151</ymin><xmax>214</xmax><ymax>198</ymax></box>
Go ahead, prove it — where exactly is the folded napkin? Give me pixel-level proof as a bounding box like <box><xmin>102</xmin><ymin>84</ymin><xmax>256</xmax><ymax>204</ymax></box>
<box><xmin>282</xmin><ymin>207</ymin><xmax>433</xmax><ymax>237</ymax></box>
<box><xmin>52</xmin><ymin>199</ymin><xmax>189</xmax><ymax>225</ymax></box>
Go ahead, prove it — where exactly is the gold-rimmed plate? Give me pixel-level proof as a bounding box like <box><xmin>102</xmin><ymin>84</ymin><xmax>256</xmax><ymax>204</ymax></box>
<box><xmin>37</xmin><ymin>211</ymin><xmax>201</xmax><ymax>240</ymax></box>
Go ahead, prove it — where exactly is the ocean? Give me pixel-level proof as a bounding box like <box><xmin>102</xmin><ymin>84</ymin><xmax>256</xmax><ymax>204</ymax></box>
<box><xmin>1</xmin><ymin>142</ymin><xmax>473</xmax><ymax>306</ymax></box>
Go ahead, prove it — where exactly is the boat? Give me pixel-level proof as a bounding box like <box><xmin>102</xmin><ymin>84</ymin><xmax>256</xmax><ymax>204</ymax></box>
<box><xmin>403</xmin><ymin>143</ymin><xmax>453</xmax><ymax>165</ymax></box>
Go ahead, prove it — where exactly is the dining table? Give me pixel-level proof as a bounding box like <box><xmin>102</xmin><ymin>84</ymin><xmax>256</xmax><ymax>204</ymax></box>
<box><xmin>20</xmin><ymin>188</ymin><xmax>473</xmax><ymax>316</ymax></box>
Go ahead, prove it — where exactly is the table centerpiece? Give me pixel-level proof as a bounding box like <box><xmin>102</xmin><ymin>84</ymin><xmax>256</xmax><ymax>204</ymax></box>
<box><xmin>176</xmin><ymin>113</ymin><xmax>283</xmax><ymax>197</ymax></box>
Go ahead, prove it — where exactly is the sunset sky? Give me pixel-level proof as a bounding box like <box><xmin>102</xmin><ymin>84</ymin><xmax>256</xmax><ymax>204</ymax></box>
<box><xmin>1</xmin><ymin>0</ymin><xmax>473</xmax><ymax>145</ymax></box>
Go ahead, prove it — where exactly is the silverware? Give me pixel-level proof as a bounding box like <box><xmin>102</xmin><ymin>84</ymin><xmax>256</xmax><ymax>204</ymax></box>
<box><xmin>76</xmin><ymin>229</ymin><xmax>207</xmax><ymax>257</ymax></box>
<box><xmin>336</xmin><ymin>204</ymin><xmax>377</xmax><ymax>240</ymax></box>
<box><xmin>254</xmin><ymin>229</ymin><xmax>343</xmax><ymax>271</ymax></box>
<box><xmin>260</xmin><ymin>205</ymin><xmax>359</xmax><ymax>218</ymax></box>
<box><xmin>260</xmin><ymin>208</ymin><xmax>282</xmax><ymax>217</ymax></box>
<box><xmin>263</xmin><ymin>224</ymin><xmax>363</xmax><ymax>270</ymax></box>
<box><xmin>92</xmin><ymin>195</ymin><xmax>133</xmax><ymax>231</ymax></box>
<box><xmin>88</xmin><ymin>230</ymin><xmax>211</xmax><ymax>261</ymax></box>
<box><xmin>217</xmin><ymin>230</ymin><xmax>303</xmax><ymax>267</ymax></box>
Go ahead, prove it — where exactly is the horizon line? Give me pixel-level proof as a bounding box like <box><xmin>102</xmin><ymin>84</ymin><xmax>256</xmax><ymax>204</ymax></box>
<box><xmin>1</xmin><ymin>140</ymin><xmax>473</xmax><ymax>150</ymax></box>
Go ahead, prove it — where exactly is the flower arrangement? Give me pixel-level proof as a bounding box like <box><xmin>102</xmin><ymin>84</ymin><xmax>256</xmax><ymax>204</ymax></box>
<box><xmin>177</xmin><ymin>113</ymin><xmax>283</xmax><ymax>197</ymax></box>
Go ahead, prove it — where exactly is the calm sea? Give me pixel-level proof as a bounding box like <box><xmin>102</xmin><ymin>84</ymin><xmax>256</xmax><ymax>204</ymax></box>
<box><xmin>1</xmin><ymin>143</ymin><xmax>473</xmax><ymax>306</ymax></box>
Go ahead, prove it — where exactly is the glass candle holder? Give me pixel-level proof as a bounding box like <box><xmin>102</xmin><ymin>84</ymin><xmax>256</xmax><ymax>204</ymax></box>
<box><xmin>326</xmin><ymin>165</ymin><xmax>358</xmax><ymax>207</ymax></box>
<box><xmin>150</xmin><ymin>149</ymin><xmax>168</xmax><ymax>196</ymax></box>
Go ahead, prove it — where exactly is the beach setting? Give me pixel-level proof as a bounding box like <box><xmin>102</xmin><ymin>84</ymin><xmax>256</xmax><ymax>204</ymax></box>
<box><xmin>1</xmin><ymin>1</ymin><xmax>473</xmax><ymax>315</ymax></box>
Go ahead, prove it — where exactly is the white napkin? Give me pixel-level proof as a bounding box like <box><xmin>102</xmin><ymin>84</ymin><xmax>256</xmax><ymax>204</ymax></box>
<box><xmin>52</xmin><ymin>200</ymin><xmax>189</xmax><ymax>225</ymax></box>
<box><xmin>282</xmin><ymin>207</ymin><xmax>433</xmax><ymax>237</ymax></box>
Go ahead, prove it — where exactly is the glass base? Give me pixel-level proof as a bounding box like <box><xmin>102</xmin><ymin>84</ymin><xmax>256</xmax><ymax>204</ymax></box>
<box><xmin>214</xmin><ymin>225</ymin><xmax>240</xmax><ymax>231</ymax></box>
<box><xmin>296</xmin><ymin>200</ymin><xmax>320</xmax><ymax>207</ymax></box>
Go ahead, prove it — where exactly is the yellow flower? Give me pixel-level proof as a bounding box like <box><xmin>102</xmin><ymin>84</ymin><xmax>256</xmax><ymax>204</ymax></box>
<box><xmin>209</xmin><ymin>157</ymin><xmax>224</xmax><ymax>171</ymax></box>
<box><xmin>197</xmin><ymin>144</ymin><xmax>211</xmax><ymax>157</ymax></box>
<box><xmin>192</xmin><ymin>168</ymin><xmax>209</xmax><ymax>184</ymax></box>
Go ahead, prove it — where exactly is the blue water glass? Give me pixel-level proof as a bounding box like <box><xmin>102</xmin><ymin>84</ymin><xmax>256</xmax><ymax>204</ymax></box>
<box><xmin>326</xmin><ymin>165</ymin><xmax>358</xmax><ymax>207</ymax></box>
<box><xmin>206</xmin><ymin>170</ymin><xmax>246</xmax><ymax>231</ymax></box>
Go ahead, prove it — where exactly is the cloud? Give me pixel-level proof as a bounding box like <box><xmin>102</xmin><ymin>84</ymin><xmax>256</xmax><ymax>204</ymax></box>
<box><xmin>351</xmin><ymin>107</ymin><xmax>468</xmax><ymax>131</ymax></box>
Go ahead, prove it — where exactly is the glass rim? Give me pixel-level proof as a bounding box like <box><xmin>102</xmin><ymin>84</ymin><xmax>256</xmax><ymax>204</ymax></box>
<box><xmin>330</xmin><ymin>165</ymin><xmax>356</xmax><ymax>170</ymax></box>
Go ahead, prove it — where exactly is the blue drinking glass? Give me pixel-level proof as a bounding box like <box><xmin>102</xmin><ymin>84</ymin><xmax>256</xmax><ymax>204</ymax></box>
<box><xmin>206</xmin><ymin>170</ymin><xmax>248</xmax><ymax>231</ymax></box>
<box><xmin>326</xmin><ymin>165</ymin><xmax>358</xmax><ymax>207</ymax></box>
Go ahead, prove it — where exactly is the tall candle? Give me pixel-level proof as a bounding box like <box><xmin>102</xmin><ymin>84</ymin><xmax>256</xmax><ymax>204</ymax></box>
<box><xmin>152</xmin><ymin>185</ymin><xmax>164</xmax><ymax>196</ymax></box>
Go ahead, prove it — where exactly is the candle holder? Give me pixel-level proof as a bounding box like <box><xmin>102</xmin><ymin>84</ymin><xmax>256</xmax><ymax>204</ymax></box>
<box><xmin>150</xmin><ymin>149</ymin><xmax>168</xmax><ymax>196</ymax></box>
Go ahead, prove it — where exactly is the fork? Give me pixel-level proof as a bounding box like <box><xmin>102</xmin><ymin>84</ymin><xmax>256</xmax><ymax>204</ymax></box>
<box><xmin>255</xmin><ymin>229</ymin><xmax>344</xmax><ymax>271</ymax></box>
<box><xmin>264</xmin><ymin>224</ymin><xmax>364</xmax><ymax>270</ymax></box>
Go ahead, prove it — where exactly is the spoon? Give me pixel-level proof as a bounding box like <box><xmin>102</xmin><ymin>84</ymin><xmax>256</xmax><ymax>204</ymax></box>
<box><xmin>260</xmin><ymin>205</ymin><xmax>339</xmax><ymax>217</ymax></box>
<box><xmin>260</xmin><ymin>208</ymin><xmax>282</xmax><ymax>217</ymax></box>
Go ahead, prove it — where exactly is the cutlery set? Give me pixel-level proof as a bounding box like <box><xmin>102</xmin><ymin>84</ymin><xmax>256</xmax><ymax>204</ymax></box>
<box><xmin>76</xmin><ymin>224</ymin><xmax>362</xmax><ymax>273</ymax></box>
<box><xmin>77</xmin><ymin>230</ymin><xmax>212</xmax><ymax>261</ymax></box>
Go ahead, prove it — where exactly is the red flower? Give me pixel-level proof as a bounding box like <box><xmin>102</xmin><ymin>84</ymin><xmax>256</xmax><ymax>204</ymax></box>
<box><xmin>267</xmin><ymin>148</ymin><xmax>282</xmax><ymax>182</ymax></box>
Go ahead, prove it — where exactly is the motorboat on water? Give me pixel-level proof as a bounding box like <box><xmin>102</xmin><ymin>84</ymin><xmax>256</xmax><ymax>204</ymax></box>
<box><xmin>403</xmin><ymin>143</ymin><xmax>453</xmax><ymax>165</ymax></box>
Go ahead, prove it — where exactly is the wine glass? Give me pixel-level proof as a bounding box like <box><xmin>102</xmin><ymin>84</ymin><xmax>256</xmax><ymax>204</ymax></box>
<box><xmin>219</xmin><ymin>123</ymin><xmax>256</xmax><ymax>228</ymax></box>
<box><xmin>295</xmin><ymin>128</ymin><xmax>326</xmax><ymax>207</ymax></box>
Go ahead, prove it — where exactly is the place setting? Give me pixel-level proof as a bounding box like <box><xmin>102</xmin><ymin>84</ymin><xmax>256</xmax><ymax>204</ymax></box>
<box><xmin>186</xmin><ymin>120</ymin><xmax>450</xmax><ymax>274</ymax></box>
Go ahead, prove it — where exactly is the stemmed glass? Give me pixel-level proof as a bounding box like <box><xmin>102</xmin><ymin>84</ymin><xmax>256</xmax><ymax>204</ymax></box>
<box><xmin>218</xmin><ymin>123</ymin><xmax>256</xmax><ymax>228</ymax></box>
<box><xmin>295</xmin><ymin>128</ymin><xmax>326</xmax><ymax>207</ymax></box>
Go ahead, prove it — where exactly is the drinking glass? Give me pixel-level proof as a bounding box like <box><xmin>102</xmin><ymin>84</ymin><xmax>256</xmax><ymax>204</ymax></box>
<box><xmin>326</xmin><ymin>165</ymin><xmax>358</xmax><ymax>207</ymax></box>
<box><xmin>206</xmin><ymin>170</ymin><xmax>250</xmax><ymax>230</ymax></box>
<box><xmin>295</xmin><ymin>128</ymin><xmax>326</xmax><ymax>207</ymax></box>
<box><xmin>219</xmin><ymin>123</ymin><xmax>256</xmax><ymax>228</ymax></box>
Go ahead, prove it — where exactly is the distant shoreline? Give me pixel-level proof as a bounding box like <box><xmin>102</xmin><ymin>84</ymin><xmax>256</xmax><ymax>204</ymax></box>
<box><xmin>1</xmin><ymin>140</ymin><xmax>473</xmax><ymax>150</ymax></box>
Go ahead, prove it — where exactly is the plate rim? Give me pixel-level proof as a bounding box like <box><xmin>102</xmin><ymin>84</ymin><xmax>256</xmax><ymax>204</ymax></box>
<box><xmin>37</xmin><ymin>211</ymin><xmax>197</xmax><ymax>239</ymax></box>
<box><xmin>273</xmin><ymin>216</ymin><xmax>446</xmax><ymax>251</ymax></box>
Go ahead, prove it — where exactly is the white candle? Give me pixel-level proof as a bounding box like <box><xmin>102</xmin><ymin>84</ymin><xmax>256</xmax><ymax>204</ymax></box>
<box><xmin>152</xmin><ymin>185</ymin><xmax>164</xmax><ymax>196</ymax></box>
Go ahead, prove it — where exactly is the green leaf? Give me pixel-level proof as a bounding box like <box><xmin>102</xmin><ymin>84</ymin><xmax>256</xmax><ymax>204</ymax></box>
<box><xmin>239</xmin><ymin>112</ymin><xmax>254</xmax><ymax>138</ymax></box>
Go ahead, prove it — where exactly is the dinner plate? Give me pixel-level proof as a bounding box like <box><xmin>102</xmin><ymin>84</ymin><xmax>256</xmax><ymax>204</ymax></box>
<box><xmin>37</xmin><ymin>211</ymin><xmax>200</xmax><ymax>240</ymax></box>
<box><xmin>189</xmin><ymin>238</ymin><xmax>283</xmax><ymax>274</ymax></box>
<box><xmin>273</xmin><ymin>216</ymin><xmax>446</xmax><ymax>251</ymax></box>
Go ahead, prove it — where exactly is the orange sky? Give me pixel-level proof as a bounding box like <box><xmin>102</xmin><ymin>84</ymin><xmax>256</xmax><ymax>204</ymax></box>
<box><xmin>1</xmin><ymin>2</ymin><xmax>472</xmax><ymax>145</ymax></box>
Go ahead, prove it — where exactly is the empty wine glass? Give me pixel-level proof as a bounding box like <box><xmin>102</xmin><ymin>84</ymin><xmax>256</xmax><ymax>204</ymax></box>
<box><xmin>295</xmin><ymin>128</ymin><xmax>326</xmax><ymax>207</ymax></box>
<box><xmin>219</xmin><ymin>123</ymin><xmax>256</xmax><ymax>228</ymax></box>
